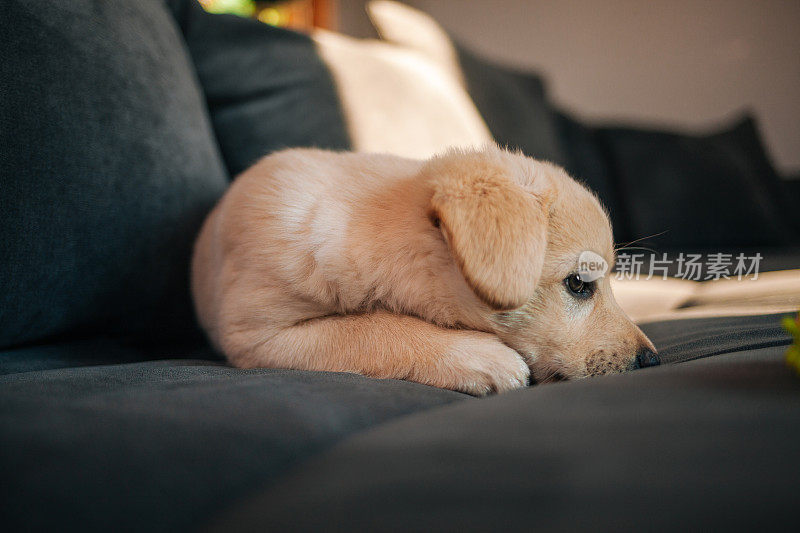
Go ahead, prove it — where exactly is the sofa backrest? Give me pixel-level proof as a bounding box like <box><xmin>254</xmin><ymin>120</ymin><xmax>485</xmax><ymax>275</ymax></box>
<box><xmin>0</xmin><ymin>0</ymin><xmax>231</xmax><ymax>348</ymax></box>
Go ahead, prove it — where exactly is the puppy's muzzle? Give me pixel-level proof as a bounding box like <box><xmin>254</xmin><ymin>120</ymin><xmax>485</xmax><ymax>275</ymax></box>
<box><xmin>633</xmin><ymin>349</ymin><xmax>661</xmax><ymax>369</ymax></box>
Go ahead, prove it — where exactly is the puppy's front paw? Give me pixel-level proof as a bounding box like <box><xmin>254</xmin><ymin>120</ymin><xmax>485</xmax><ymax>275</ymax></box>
<box><xmin>436</xmin><ymin>333</ymin><xmax>530</xmax><ymax>396</ymax></box>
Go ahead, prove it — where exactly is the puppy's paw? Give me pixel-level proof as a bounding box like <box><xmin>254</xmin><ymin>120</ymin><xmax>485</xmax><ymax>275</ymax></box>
<box><xmin>435</xmin><ymin>332</ymin><xmax>530</xmax><ymax>396</ymax></box>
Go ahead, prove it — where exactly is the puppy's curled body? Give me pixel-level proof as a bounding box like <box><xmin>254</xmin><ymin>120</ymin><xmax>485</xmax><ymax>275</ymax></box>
<box><xmin>192</xmin><ymin>146</ymin><xmax>655</xmax><ymax>394</ymax></box>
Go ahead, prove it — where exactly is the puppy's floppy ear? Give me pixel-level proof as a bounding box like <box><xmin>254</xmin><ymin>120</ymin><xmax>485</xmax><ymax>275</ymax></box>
<box><xmin>428</xmin><ymin>149</ymin><xmax>551</xmax><ymax>311</ymax></box>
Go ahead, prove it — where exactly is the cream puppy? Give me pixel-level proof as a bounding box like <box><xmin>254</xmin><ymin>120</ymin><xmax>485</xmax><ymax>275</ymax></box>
<box><xmin>192</xmin><ymin>146</ymin><xmax>658</xmax><ymax>395</ymax></box>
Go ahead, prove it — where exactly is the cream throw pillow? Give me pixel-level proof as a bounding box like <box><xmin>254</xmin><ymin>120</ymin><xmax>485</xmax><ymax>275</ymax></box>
<box><xmin>312</xmin><ymin>28</ymin><xmax>491</xmax><ymax>159</ymax></box>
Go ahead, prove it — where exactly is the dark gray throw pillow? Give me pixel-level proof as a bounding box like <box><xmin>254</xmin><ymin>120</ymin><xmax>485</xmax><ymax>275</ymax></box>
<box><xmin>168</xmin><ymin>0</ymin><xmax>351</xmax><ymax>177</ymax></box>
<box><xmin>455</xmin><ymin>45</ymin><xmax>566</xmax><ymax>166</ymax></box>
<box><xmin>0</xmin><ymin>0</ymin><xmax>229</xmax><ymax>349</ymax></box>
<box><xmin>596</xmin><ymin>116</ymin><xmax>797</xmax><ymax>247</ymax></box>
<box><xmin>555</xmin><ymin>111</ymin><xmax>630</xmax><ymax>241</ymax></box>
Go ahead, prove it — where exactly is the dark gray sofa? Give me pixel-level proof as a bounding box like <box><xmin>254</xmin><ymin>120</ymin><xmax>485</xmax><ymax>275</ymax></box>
<box><xmin>2</xmin><ymin>1</ymin><xmax>799</xmax><ymax>531</ymax></box>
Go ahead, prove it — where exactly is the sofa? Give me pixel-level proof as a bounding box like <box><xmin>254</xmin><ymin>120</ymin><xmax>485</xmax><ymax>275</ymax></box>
<box><xmin>2</xmin><ymin>1</ymin><xmax>799</xmax><ymax>531</ymax></box>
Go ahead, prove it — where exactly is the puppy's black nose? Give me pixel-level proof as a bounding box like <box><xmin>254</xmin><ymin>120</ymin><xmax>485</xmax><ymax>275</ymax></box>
<box><xmin>635</xmin><ymin>349</ymin><xmax>661</xmax><ymax>369</ymax></box>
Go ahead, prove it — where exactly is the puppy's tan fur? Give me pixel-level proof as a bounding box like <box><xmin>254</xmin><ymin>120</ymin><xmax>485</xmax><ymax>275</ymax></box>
<box><xmin>192</xmin><ymin>146</ymin><xmax>654</xmax><ymax>395</ymax></box>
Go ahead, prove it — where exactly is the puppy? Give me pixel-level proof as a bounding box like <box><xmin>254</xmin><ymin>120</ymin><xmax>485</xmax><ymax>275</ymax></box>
<box><xmin>191</xmin><ymin>145</ymin><xmax>658</xmax><ymax>395</ymax></box>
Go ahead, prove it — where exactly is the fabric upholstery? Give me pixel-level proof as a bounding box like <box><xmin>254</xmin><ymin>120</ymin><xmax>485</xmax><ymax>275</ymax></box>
<box><xmin>640</xmin><ymin>311</ymin><xmax>792</xmax><ymax>364</ymax></box>
<box><xmin>0</xmin><ymin>0</ymin><xmax>229</xmax><ymax>349</ymax></box>
<box><xmin>168</xmin><ymin>0</ymin><xmax>351</xmax><ymax>176</ymax></box>
<box><xmin>1</xmin><ymin>313</ymin><xmax>791</xmax><ymax>531</ymax></box>
<box><xmin>3</xmin><ymin>2</ymin><xmax>799</xmax><ymax>531</ymax></box>
<box><xmin>210</xmin><ymin>345</ymin><xmax>800</xmax><ymax>532</ymax></box>
<box><xmin>0</xmin><ymin>360</ymin><xmax>465</xmax><ymax>531</ymax></box>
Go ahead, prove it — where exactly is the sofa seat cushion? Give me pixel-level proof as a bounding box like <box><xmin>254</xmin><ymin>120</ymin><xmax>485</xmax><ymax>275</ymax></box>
<box><xmin>640</xmin><ymin>312</ymin><xmax>792</xmax><ymax>364</ymax></box>
<box><xmin>212</xmin><ymin>344</ymin><xmax>800</xmax><ymax>531</ymax></box>
<box><xmin>0</xmin><ymin>360</ymin><xmax>465</xmax><ymax>531</ymax></box>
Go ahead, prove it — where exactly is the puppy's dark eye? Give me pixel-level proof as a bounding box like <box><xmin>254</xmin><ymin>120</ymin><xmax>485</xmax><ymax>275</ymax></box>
<box><xmin>564</xmin><ymin>273</ymin><xmax>594</xmax><ymax>299</ymax></box>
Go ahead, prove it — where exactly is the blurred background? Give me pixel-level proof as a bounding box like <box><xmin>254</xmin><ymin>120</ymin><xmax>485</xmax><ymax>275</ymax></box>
<box><xmin>201</xmin><ymin>0</ymin><xmax>800</xmax><ymax>176</ymax></box>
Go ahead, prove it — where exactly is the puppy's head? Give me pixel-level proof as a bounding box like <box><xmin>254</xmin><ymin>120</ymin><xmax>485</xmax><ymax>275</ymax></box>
<box><xmin>428</xmin><ymin>146</ymin><xmax>657</xmax><ymax>383</ymax></box>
